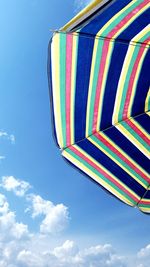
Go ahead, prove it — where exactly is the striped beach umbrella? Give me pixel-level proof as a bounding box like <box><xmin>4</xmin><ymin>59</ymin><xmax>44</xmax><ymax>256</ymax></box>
<box><xmin>48</xmin><ymin>0</ymin><xmax>150</xmax><ymax>213</ymax></box>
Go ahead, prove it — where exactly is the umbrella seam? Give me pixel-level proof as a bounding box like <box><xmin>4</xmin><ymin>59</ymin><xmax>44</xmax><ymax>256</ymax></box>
<box><xmin>61</xmin><ymin>111</ymin><xmax>150</xmax><ymax>151</ymax></box>
<box><xmin>51</xmin><ymin>31</ymin><xmax>150</xmax><ymax>49</ymax></box>
<box><xmin>137</xmin><ymin>185</ymin><xmax>150</xmax><ymax>208</ymax></box>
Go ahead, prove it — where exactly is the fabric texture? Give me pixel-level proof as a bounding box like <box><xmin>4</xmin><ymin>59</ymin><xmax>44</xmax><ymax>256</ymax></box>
<box><xmin>49</xmin><ymin>0</ymin><xmax>150</xmax><ymax>213</ymax></box>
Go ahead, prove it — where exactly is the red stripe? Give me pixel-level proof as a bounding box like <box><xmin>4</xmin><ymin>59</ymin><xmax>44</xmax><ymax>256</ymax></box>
<box><xmin>92</xmin><ymin>40</ymin><xmax>110</xmax><ymax>132</ymax></box>
<box><xmin>123</xmin><ymin>38</ymin><xmax>150</xmax><ymax>120</ymax></box>
<box><xmin>94</xmin><ymin>132</ymin><xmax>150</xmax><ymax>183</ymax></box>
<box><xmin>91</xmin><ymin>1</ymin><xmax>149</xmax><ymax>133</ymax></box>
<box><xmin>107</xmin><ymin>0</ymin><xmax>149</xmax><ymax>38</ymax></box>
<box><xmin>139</xmin><ymin>200</ymin><xmax>150</xmax><ymax>205</ymax></box>
<box><xmin>125</xmin><ymin>119</ymin><xmax>150</xmax><ymax>145</ymax></box>
<box><xmin>70</xmin><ymin>146</ymin><xmax>139</xmax><ymax>202</ymax></box>
<box><xmin>66</xmin><ymin>35</ymin><xmax>73</xmax><ymax>146</ymax></box>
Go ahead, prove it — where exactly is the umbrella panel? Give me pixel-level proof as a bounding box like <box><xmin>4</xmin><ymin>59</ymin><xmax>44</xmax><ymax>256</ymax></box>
<box><xmin>49</xmin><ymin>0</ymin><xmax>150</xmax><ymax>213</ymax></box>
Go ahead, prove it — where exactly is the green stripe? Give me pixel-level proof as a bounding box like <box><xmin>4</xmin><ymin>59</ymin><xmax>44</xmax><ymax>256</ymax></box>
<box><xmin>100</xmin><ymin>0</ymin><xmax>143</xmax><ymax>37</ymax></box>
<box><xmin>65</xmin><ymin>147</ymin><xmax>137</xmax><ymax>205</ymax></box>
<box><xmin>60</xmin><ymin>33</ymin><xmax>67</xmax><ymax>147</ymax></box>
<box><xmin>87</xmin><ymin>40</ymin><xmax>104</xmax><ymax>135</ymax></box>
<box><xmin>118</xmin><ymin>46</ymin><xmax>140</xmax><ymax>122</ymax></box>
<box><xmin>139</xmin><ymin>204</ymin><xmax>150</xmax><ymax>208</ymax></box>
<box><xmin>118</xmin><ymin>32</ymin><xmax>149</xmax><ymax>122</ymax></box>
<box><xmin>146</xmin><ymin>90</ymin><xmax>150</xmax><ymax>111</ymax></box>
<box><xmin>138</xmin><ymin>32</ymin><xmax>150</xmax><ymax>44</ymax></box>
<box><xmin>120</xmin><ymin>120</ymin><xmax>149</xmax><ymax>151</ymax></box>
<box><xmin>87</xmin><ymin>0</ymin><xmax>143</xmax><ymax>136</ymax></box>
<box><xmin>133</xmin><ymin>116</ymin><xmax>149</xmax><ymax>135</ymax></box>
<box><xmin>90</xmin><ymin>135</ymin><xmax>148</xmax><ymax>187</ymax></box>
<box><xmin>103</xmin><ymin>131</ymin><xmax>150</xmax><ymax>176</ymax></box>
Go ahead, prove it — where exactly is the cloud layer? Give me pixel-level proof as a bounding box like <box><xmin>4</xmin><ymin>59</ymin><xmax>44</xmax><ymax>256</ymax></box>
<box><xmin>0</xmin><ymin>192</ymin><xmax>126</xmax><ymax>267</ymax></box>
<box><xmin>0</xmin><ymin>176</ymin><xmax>149</xmax><ymax>267</ymax></box>
<box><xmin>1</xmin><ymin>176</ymin><xmax>31</xmax><ymax>197</ymax></box>
<box><xmin>27</xmin><ymin>194</ymin><xmax>69</xmax><ymax>234</ymax></box>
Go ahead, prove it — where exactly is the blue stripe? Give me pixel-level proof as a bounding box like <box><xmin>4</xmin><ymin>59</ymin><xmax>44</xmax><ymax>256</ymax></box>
<box><xmin>116</xmin><ymin>9</ymin><xmax>150</xmax><ymax>43</ymax></box>
<box><xmin>142</xmin><ymin>189</ymin><xmax>150</xmax><ymax>199</ymax></box>
<box><xmin>100</xmin><ymin>41</ymin><xmax>128</xmax><ymax>130</ymax></box>
<box><xmin>75</xmin><ymin>37</ymin><xmax>94</xmax><ymax>142</ymax></box>
<box><xmin>78</xmin><ymin>139</ymin><xmax>146</xmax><ymax>197</ymax></box>
<box><xmin>80</xmin><ymin>0</ymin><xmax>131</xmax><ymax>36</ymax></box>
<box><xmin>104</xmin><ymin>127</ymin><xmax>150</xmax><ymax>173</ymax></box>
<box><xmin>63</xmin><ymin>154</ymin><xmax>132</xmax><ymax>206</ymax></box>
<box><xmin>134</xmin><ymin>113</ymin><xmax>150</xmax><ymax>134</ymax></box>
<box><xmin>131</xmin><ymin>49</ymin><xmax>150</xmax><ymax>117</ymax></box>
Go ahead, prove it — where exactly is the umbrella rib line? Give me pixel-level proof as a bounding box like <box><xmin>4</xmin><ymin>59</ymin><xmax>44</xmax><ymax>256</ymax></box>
<box><xmin>61</xmin><ymin>111</ymin><xmax>150</xmax><ymax>150</ymax></box>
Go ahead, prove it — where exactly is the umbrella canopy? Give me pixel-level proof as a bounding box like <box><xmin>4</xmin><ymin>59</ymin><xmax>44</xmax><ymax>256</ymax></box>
<box><xmin>48</xmin><ymin>0</ymin><xmax>150</xmax><ymax>213</ymax></box>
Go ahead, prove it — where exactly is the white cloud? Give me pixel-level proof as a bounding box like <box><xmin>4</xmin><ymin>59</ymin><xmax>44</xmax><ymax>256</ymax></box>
<box><xmin>1</xmin><ymin>176</ymin><xmax>31</xmax><ymax>197</ymax></box>
<box><xmin>74</xmin><ymin>0</ymin><xmax>92</xmax><ymax>12</ymax></box>
<box><xmin>0</xmin><ymin>194</ymin><xmax>9</xmax><ymax>214</ymax></box>
<box><xmin>53</xmin><ymin>240</ymin><xmax>79</xmax><ymax>259</ymax></box>
<box><xmin>138</xmin><ymin>244</ymin><xmax>150</xmax><ymax>258</ymax></box>
<box><xmin>0</xmin><ymin>194</ymin><xmax>29</xmax><ymax>242</ymax></box>
<box><xmin>9</xmin><ymin>134</ymin><xmax>15</xmax><ymax>144</ymax></box>
<box><xmin>0</xmin><ymin>176</ymin><xmax>69</xmax><ymax>235</ymax></box>
<box><xmin>0</xmin><ymin>131</ymin><xmax>15</xmax><ymax>144</ymax></box>
<box><xmin>0</xmin><ymin>211</ymin><xmax>28</xmax><ymax>241</ymax></box>
<box><xmin>27</xmin><ymin>194</ymin><xmax>69</xmax><ymax>234</ymax></box>
<box><xmin>0</xmin><ymin>156</ymin><xmax>5</xmax><ymax>161</ymax></box>
<box><xmin>137</xmin><ymin>244</ymin><xmax>150</xmax><ymax>267</ymax></box>
<box><xmin>0</xmin><ymin>131</ymin><xmax>15</xmax><ymax>162</ymax></box>
<box><xmin>17</xmin><ymin>250</ymin><xmax>44</xmax><ymax>267</ymax></box>
<box><xmin>75</xmin><ymin>244</ymin><xmax>126</xmax><ymax>267</ymax></box>
<box><xmin>0</xmin><ymin>131</ymin><xmax>8</xmax><ymax>138</ymax></box>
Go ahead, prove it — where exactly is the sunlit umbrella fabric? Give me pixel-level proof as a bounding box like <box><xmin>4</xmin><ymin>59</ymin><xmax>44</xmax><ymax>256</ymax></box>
<box><xmin>48</xmin><ymin>0</ymin><xmax>150</xmax><ymax>213</ymax></box>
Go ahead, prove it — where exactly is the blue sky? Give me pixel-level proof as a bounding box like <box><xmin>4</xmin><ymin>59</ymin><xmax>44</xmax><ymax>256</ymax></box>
<box><xmin>0</xmin><ymin>1</ymin><xmax>150</xmax><ymax>266</ymax></box>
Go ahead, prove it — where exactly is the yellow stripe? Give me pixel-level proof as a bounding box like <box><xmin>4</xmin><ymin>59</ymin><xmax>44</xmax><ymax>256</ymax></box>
<box><xmin>86</xmin><ymin>1</ymin><xmax>138</xmax><ymax>135</ymax></box>
<box><xmin>139</xmin><ymin>207</ymin><xmax>150</xmax><ymax>212</ymax></box>
<box><xmin>96</xmin><ymin>0</ymin><xmax>143</xmax><ymax>37</ymax></box>
<box><xmin>63</xmin><ymin>149</ymin><xmax>135</xmax><ymax>206</ymax></box>
<box><xmin>86</xmin><ymin>1</ymin><xmax>149</xmax><ymax>134</ymax></box>
<box><xmin>127</xmin><ymin>48</ymin><xmax>148</xmax><ymax>118</ymax></box>
<box><xmin>70</xmin><ymin>144</ymin><xmax>140</xmax><ymax>200</ymax></box>
<box><xmin>88</xmin><ymin>134</ymin><xmax>148</xmax><ymax>189</ymax></box>
<box><xmin>130</xmin><ymin>24</ymin><xmax>150</xmax><ymax>44</ymax></box>
<box><xmin>113</xmin><ymin>26</ymin><xmax>149</xmax><ymax>124</ymax></box>
<box><xmin>101</xmin><ymin>131</ymin><xmax>149</xmax><ymax>177</ymax></box>
<box><xmin>51</xmin><ymin>33</ymin><xmax>63</xmax><ymax>147</ymax></box>
<box><xmin>112</xmin><ymin>45</ymin><xmax>136</xmax><ymax>124</ymax></box>
<box><xmin>62</xmin><ymin>0</ymin><xmax>104</xmax><ymax>31</ymax></box>
<box><xmin>96</xmin><ymin>41</ymin><xmax>114</xmax><ymax>131</ymax></box>
<box><xmin>129</xmin><ymin>118</ymin><xmax>149</xmax><ymax>140</ymax></box>
<box><xmin>145</xmin><ymin>88</ymin><xmax>150</xmax><ymax>112</ymax></box>
<box><xmin>127</xmin><ymin>25</ymin><xmax>150</xmax><ymax>119</ymax></box>
<box><xmin>86</xmin><ymin>39</ymin><xmax>99</xmax><ymax>137</ymax></box>
<box><xmin>112</xmin><ymin>4</ymin><xmax>149</xmax><ymax>39</ymax></box>
<box><xmin>116</xmin><ymin>123</ymin><xmax>149</xmax><ymax>158</ymax></box>
<box><xmin>140</xmin><ymin>199</ymin><xmax>150</xmax><ymax>204</ymax></box>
